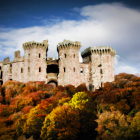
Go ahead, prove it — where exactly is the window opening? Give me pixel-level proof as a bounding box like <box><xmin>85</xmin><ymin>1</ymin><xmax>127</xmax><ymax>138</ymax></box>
<box><xmin>74</xmin><ymin>68</ymin><xmax>75</xmax><ymax>72</ymax></box>
<box><xmin>28</xmin><ymin>67</ymin><xmax>30</xmax><ymax>72</ymax></box>
<box><xmin>101</xmin><ymin>82</ymin><xmax>103</xmax><ymax>87</ymax></box>
<box><xmin>100</xmin><ymin>69</ymin><xmax>102</xmax><ymax>74</ymax></box>
<box><xmin>39</xmin><ymin>67</ymin><xmax>41</xmax><ymax>72</ymax></box>
<box><xmin>21</xmin><ymin>68</ymin><xmax>23</xmax><ymax>73</ymax></box>
<box><xmin>74</xmin><ymin>54</ymin><xmax>75</xmax><ymax>58</ymax></box>
<box><xmin>80</xmin><ymin>68</ymin><xmax>83</xmax><ymax>74</ymax></box>
<box><xmin>65</xmin><ymin>54</ymin><xmax>66</xmax><ymax>58</ymax></box>
<box><xmin>64</xmin><ymin>67</ymin><xmax>65</xmax><ymax>72</ymax></box>
<box><xmin>39</xmin><ymin>53</ymin><xmax>41</xmax><ymax>58</ymax></box>
<box><xmin>28</xmin><ymin>53</ymin><xmax>30</xmax><ymax>58</ymax></box>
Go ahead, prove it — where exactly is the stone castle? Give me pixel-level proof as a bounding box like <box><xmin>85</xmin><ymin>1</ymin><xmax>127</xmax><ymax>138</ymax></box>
<box><xmin>0</xmin><ymin>39</ymin><xmax>116</xmax><ymax>91</ymax></box>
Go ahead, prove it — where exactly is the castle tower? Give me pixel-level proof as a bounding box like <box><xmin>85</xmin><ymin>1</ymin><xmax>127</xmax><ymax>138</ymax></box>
<box><xmin>23</xmin><ymin>40</ymin><xmax>48</xmax><ymax>83</ymax></box>
<box><xmin>57</xmin><ymin>39</ymin><xmax>81</xmax><ymax>87</ymax></box>
<box><xmin>81</xmin><ymin>46</ymin><xmax>116</xmax><ymax>91</ymax></box>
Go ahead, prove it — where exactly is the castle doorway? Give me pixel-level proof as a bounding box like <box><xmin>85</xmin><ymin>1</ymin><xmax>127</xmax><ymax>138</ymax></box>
<box><xmin>47</xmin><ymin>80</ymin><xmax>57</xmax><ymax>88</ymax></box>
<box><xmin>89</xmin><ymin>84</ymin><xmax>94</xmax><ymax>92</ymax></box>
<box><xmin>47</xmin><ymin>64</ymin><xmax>59</xmax><ymax>88</ymax></box>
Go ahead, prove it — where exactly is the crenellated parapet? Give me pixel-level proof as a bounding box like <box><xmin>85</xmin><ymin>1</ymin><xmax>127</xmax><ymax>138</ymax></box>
<box><xmin>3</xmin><ymin>57</ymin><xmax>10</xmax><ymax>65</ymax></box>
<box><xmin>81</xmin><ymin>46</ymin><xmax>116</xmax><ymax>57</ymax></box>
<box><xmin>15</xmin><ymin>50</ymin><xmax>20</xmax><ymax>58</ymax></box>
<box><xmin>57</xmin><ymin>39</ymin><xmax>81</xmax><ymax>52</ymax></box>
<box><xmin>23</xmin><ymin>40</ymin><xmax>49</xmax><ymax>50</ymax></box>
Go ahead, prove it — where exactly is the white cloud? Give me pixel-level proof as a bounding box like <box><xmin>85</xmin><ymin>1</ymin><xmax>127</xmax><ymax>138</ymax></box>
<box><xmin>79</xmin><ymin>52</ymin><xmax>83</xmax><ymax>63</ymax></box>
<box><xmin>0</xmin><ymin>2</ymin><xmax>140</xmax><ymax>75</ymax></box>
<box><xmin>114</xmin><ymin>65</ymin><xmax>140</xmax><ymax>76</ymax></box>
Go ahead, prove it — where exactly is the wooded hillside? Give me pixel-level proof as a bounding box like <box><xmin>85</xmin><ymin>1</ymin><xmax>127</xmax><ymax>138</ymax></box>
<box><xmin>0</xmin><ymin>73</ymin><xmax>140</xmax><ymax>140</ymax></box>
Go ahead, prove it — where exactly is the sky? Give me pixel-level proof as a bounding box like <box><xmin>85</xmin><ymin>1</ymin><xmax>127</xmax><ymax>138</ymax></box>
<box><xmin>0</xmin><ymin>0</ymin><xmax>140</xmax><ymax>76</ymax></box>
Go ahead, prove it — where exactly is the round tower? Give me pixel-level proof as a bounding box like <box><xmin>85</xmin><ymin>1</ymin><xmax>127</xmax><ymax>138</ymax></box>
<box><xmin>57</xmin><ymin>39</ymin><xmax>81</xmax><ymax>87</ymax></box>
<box><xmin>23</xmin><ymin>40</ymin><xmax>48</xmax><ymax>83</ymax></box>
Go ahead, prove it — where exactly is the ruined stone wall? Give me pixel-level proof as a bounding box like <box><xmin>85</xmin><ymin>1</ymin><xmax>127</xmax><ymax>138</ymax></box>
<box><xmin>3</xmin><ymin>64</ymin><xmax>9</xmax><ymax>83</ymax></box>
<box><xmin>1</xmin><ymin>39</ymin><xmax>116</xmax><ymax>92</ymax></box>
<box><xmin>3</xmin><ymin>57</ymin><xmax>10</xmax><ymax>83</ymax></box>
<box><xmin>12</xmin><ymin>61</ymin><xmax>24</xmax><ymax>82</ymax></box>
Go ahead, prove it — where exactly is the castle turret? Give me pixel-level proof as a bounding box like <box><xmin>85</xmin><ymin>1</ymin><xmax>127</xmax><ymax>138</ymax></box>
<box><xmin>81</xmin><ymin>46</ymin><xmax>116</xmax><ymax>91</ymax></box>
<box><xmin>57</xmin><ymin>39</ymin><xmax>81</xmax><ymax>86</ymax></box>
<box><xmin>23</xmin><ymin>40</ymin><xmax>48</xmax><ymax>83</ymax></box>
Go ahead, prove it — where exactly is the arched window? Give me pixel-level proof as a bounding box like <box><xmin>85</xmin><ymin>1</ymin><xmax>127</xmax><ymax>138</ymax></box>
<box><xmin>65</xmin><ymin>54</ymin><xmax>66</xmax><ymax>58</ymax></box>
<box><xmin>74</xmin><ymin>54</ymin><xmax>75</xmax><ymax>58</ymax></box>
<box><xmin>39</xmin><ymin>67</ymin><xmax>41</xmax><ymax>72</ymax></box>
<box><xmin>74</xmin><ymin>68</ymin><xmax>75</xmax><ymax>72</ymax></box>
<box><xmin>64</xmin><ymin>67</ymin><xmax>65</xmax><ymax>72</ymax></box>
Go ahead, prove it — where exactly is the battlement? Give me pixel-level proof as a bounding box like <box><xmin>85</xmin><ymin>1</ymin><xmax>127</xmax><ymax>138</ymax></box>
<box><xmin>57</xmin><ymin>39</ymin><xmax>81</xmax><ymax>52</ymax></box>
<box><xmin>3</xmin><ymin>57</ymin><xmax>10</xmax><ymax>64</ymax></box>
<box><xmin>23</xmin><ymin>40</ymin><xmax>49</xmax><ymax>50</ymax></box>
<box><xmin>81</xmin><ymin>46</ymin><xmax>116</xmax><ymax>57</ymax></box>
<box><xmin>14</xmin><ymin>50</ymin><xmax>20</xmax><ymax>58</ymax></box>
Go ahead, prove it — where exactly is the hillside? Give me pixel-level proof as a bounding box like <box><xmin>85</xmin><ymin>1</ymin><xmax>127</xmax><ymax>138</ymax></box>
<box><xmin>0</xmin><ymin>73</ymin><xmax>140</xmax><ymax>140</ymax></box>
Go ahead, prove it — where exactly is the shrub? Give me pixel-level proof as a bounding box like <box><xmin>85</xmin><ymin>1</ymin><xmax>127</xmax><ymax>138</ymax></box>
<box><xmin>128</xmin><ymin>109</ymin><xmax>140</xmax><ymax>118</ymax></box>
<box><xmin>16</xmin><ymin>97</ymin><xmax>34</xmax><ymax>111</ymax></box>
<box><xmin>22</xmin><ymin>106</ymin><xmax>34</xmax><ymax>114</ymax></box>
<box><xmin>76</xmin><ymin>83</ymin><xmax>87</xmax><ymax>92</ymax></box>
<box><xmin>0</xmin><ymin>104</ymin><xmax>14</xmax><ymax>117</ymax></box>
<box><xmin>64</xmin><ymin>85</ymin><xmax>76</xmax><ymax>97</ymax></box>
<box><xmin>95</xmin><ymin>111</ymin><xmax>132</xmax><ymax>140</ymax></box>
<box><xmin>69</xmin><ymin>92</ymin><xmax>92</xmax><ymax>110</ymax></box>
<box><xmin>11</xmin><ymin>111</ymin><xmax>23</xmax><ymax>121</ymax></box>
<box><xmin>52</xmin><ymin>85</ymin><xmax>65</xmax><ymax>95</ymax></box>
<box><xmin>0</xmin><ymin>95</ymin><xmax>3</xmax><ymax>104</ymax></box>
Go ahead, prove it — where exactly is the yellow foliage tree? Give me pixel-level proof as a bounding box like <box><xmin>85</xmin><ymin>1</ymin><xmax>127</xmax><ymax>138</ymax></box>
<box><xmin>41</xmin><ymin>105</ymin><xmax>80</xmax><ymax>140</ymax></box>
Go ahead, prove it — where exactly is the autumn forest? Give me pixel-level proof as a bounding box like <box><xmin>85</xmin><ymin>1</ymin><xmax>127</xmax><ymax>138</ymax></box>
<box><xmin>0</xmin><ymin>73</ymin><xmax>140</xmax><ymax>140</ymax></box>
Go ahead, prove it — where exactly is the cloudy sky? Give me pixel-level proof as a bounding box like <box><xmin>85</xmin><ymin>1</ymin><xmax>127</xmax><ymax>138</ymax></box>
<box><xmin>0</xmin><ymin>0</ymin><xmax>140</xmax><ymax>76</ymax></box>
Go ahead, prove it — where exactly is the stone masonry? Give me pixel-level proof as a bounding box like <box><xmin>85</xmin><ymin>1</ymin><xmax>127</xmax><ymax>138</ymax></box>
<box><xmin>0</xmin><ymin>39</ymin><xmax>116</xmax><ymax>91</ymax></box>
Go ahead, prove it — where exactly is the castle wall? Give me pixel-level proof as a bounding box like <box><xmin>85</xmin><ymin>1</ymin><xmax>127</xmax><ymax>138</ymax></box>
<box><xmin>3</xmin><ymin>64</ymin><xmax>9</xmax><ymax>83</ymax></box>
<box><xmin>91</xmin><ymin>53</ymin><xmax>101</xmax><ymax>90</ymax></box>
<box><xmin>12</xmin><ymin>61</ymin><xmax>24</xmax><ymax>82</ymax></box>
<box><xmin>1</xmin><ymin>40</ymin><xmax>116</xmax><ymax>92</ymax></box>
<box><xmin>79</xmin><ymin>63</ymin><xmax>90</xmax><ymax>88</ymax></box>
<box><xmin>90</xmin><ymin>47</ymin><xmax>116</xmax><ymax>90</ymax></box>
